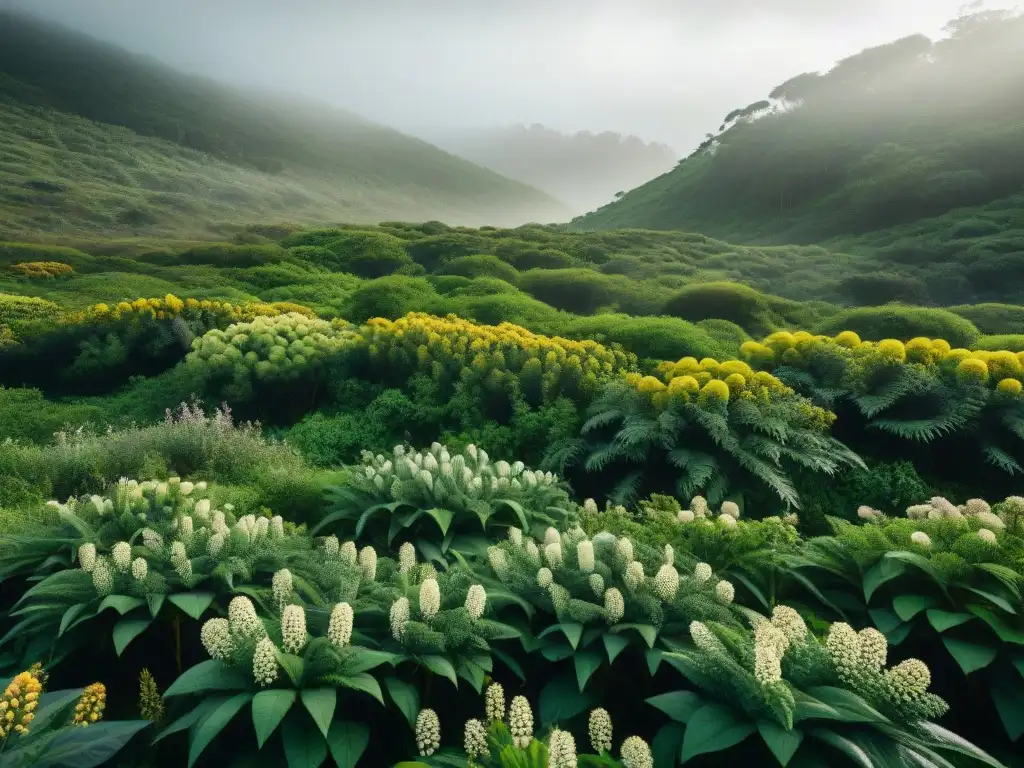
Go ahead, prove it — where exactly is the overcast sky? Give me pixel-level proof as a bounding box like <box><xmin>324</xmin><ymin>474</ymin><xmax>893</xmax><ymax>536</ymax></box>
<box><xmin>1</xmin><ymin>0</ymin><xmax>998</xmax><ymax>151</ymax></box>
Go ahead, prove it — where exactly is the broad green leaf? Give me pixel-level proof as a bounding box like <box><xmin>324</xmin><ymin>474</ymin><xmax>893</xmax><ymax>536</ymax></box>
<box><xmin>276</xmin><ymin>651</ymin><xmax>307</xmax><ymax>687</ymax></box>
<box><xmin>964</xmin><ymin>586</ymin><xmax>1017</xmax><ymax>615</ymax></box>
<box><xmin>788</xmin><ymin>570</ymin><xmax>849</xmax><ymax>620</ymax></box>
<box><xmin>539</xmin><ymin>672</ymin><xmax>596</xmax><ymax>727</ymax></box>
<box><xmin>968</xmin><ymin>604</ymin><xmax>1024</xmax><ymax>644</ymax></box>
<box><xmin>646</xmin><ymin>691</ymin><xmax>703</xmax><ymax>724</ymax></box>
<box><xmin>153</xmin><ymin>698</ymin><xmax>222</xmax><ymax>743</ymax></box>
<box><xmin>492</xmin><ymin>647</ymin><xmax>525</xmax><ymax>681</ymax></box>
<box><xmin>885</xmin><ymin>551</ymin><xmax>946</xmax><ymax>590</ymax></box>
<box><xmin>680</xmin><ymin>703</ymin><xmax>755</xmax><ymax>762</ymax></box>
<box><xmin>112</xmin><ymin>616</ymin><xmax>153</xmax><ymax>655</ymax></box>
<box><xmin>58</xmin><ymin>604</ymin><xmax>88</xmax><ymax>636</ymax></box>
<box><xmin>164</xmin><ymin>660</ymin><xmax>248</xmax><ymax>697</ymax></box>
<box><xmin>990</xmin><ymin>674</ymin><xmax>1024</xmax><ymax>741</ymax></box>
<box><xmin>645</xmin><ymin>648</ymin><xmax>663</xmax><ymax>676</ymax></box>
<box><xmin>301</xmin><ymin>688</ymin><xmax>337</xmax><ymax>738</ymax></box>
<box><xmin>282</xmin><ymin>709</ymin><xmax>329</xmax><ymax>768</ymax></box>
<box><xmin>862</xmin><ymin>558</ymin><xmax>907</xmax><ymax>602</ymax></box>
<box><xmin>424</xmin><ymin>508</ymin><xmax>455</xmax><ymax>535</ymax></box>
<box><xmin>252</xmin><ymin>689</ymin><xmax>296</xmax><ymax>748</ymax></box>
<box><xmin>791</xmin><ymin>690</ymin><xmax>842</xmax><ymax>722</ymax></box>
<box><xmin>188</xmin><ymin>694</ymin><xmax>251</xmax><ymax>767</ymax></box>
<box><xmin>926</xmin><ymin>609</ymin><xmax>975</xmax><ymax>633</ymax></box>
<box><xmin>25</xmin><ymin>689</ymin><xmax>83</xmax><ymax>734</ymax></box>
<box><xmin>892</xmin><ymin>594</ymin><xmax>936</xmax><ymax>622</ymax></box>
<box><xmin>168</xmin><ymin>591</ymin><xmax>216</xmax><ymax>620</ymax></box>
<box><xmin>868</xmin><ymin>607</ymin><xmax>902</xmax><ymax>634</ymax></box>
<box><xmin>458</xmin><ymin>659</ymin><xmax>486</xmax><ymax>692</ymax></box>
<box><xmin>385</xmin><ymin>677</ymin><xmax>420</xmax><ymax>728</ymax></box>
<box><xmin>97</xmin><ymin>595</ymin><xmax>146</xmax><ymax>616</ymax></box>
<box><xmin>611</xmin><ymin>622</ymin><xmax>657</xmax><ymax>648</ymax></box>
<box><xmin>342</xmin><ymin>648</ymin><xmax>398</xmax><ymax>675</ymax></box>
<box><xmin>758</xmin><ymin>721</ymin><xmax>803</xmax><ymax>766</ymax></box>
<box><xmin>942</xmin><ymin>637</ymin><xmax>998</xmax><ymax>674</ymax></box>
<box><xmin>327</xmin><ymin>720</ymin><xmax>371</xmax><ymax>768</ymax></box>
<box><xmin>147</xmin><ymin>593</ymin><xmax>165</xmax><ymax>618</ymax></box>
<box><xmin>573</xmin><ymin>651</ymin><xmax>603</xmax><ymax>692</ymax></box>
<box><xmin>885</xmin><ymin>621</ymin><xmax>914</xmax><ymax>646</ymax></box>
<box><xmin>31</xmin><ymin>720</ymin><xmax>150</xmax><ymax>768</ymax></box>
<box><xmin>915</xmin><ymin>721</ymin><xmax>1008</xmax><ymax>768</ymax></box>
<box><xmin>652</xmin><ymin>722</ymin><xmax>686</xmax><ymax>768</ymax></box>
<box><xmin>422</xmin><ymin>654</ymin><xmax>458</xmax><ymax>687</ymax></box>
<box><xmin>338</xmin><ymin>672</ymin><xmax>385</xmax><ymax>704</ymax></box>
<box><xmin>732</xmin><ymin>572</ymin><xmax>770</xmax><ymax>611</ymax></box>
<box><xmin>809</xmin><ymin>729</ymin><xmax>873</xmax><ymax>768</ymax></box>
<box><xmin>805</xmin><ymin>687</ymin><xmax>889</xmax><ymax>724</ymax></box>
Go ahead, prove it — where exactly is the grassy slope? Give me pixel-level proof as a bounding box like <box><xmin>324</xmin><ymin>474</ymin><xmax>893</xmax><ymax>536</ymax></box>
<box><xmin>575</xmin><ymin>12</ymin><xmax>1024</xmax><ymax>297</ymax></box>
<box><xmin>0</xmin><ymin>12</ymin><xmax>567</xmax><ymax>234</ymax></box>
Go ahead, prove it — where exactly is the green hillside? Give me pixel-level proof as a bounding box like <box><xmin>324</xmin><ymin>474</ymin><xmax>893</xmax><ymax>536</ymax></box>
<box><xmin>576</xmin><ymin>10</ymin><xmax>1024</xmax><ymax>251</ymax></box>
<box><xmin>0</xmin><ymin>11</ymin><xmax>566</xmax><ymax>235</ymax></box>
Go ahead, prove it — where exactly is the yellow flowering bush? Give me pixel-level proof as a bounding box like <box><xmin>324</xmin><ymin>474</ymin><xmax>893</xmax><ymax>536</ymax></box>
<box><xmin>8</xmin><ymin>261</ymin><xmax>74</xmax><ymax>277</ymax></box>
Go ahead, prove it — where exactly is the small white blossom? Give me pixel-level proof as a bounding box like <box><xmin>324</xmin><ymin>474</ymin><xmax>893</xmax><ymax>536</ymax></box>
<box><xmin>549</xmin><ymin>583</ymin><xmax>570</xmax><ymax>613</ymax></box>
<box><xmin>770</xmin><ymin>605</ymin><xmax>807</xmax><ymax>645</ymax></box>
<box><xmin>858</xmin><ymin>505</ymin><xmax>881</xmax><ymax>520</ymax></box>
<box><xmin>620</xmin><ymin>736</ymin><xmax>653</xmax><ymax>768</ymax></box>
<box><xmin>524</xmin><ymin>539</ymin><xmax>540</xmax><ymax>566</ymax></box>
<box><xmin>826</xmin><ymin>622</ymin><xmax>860</xmax><ymax>683</ymax></box>
<box><xmin>270</xmin><ymin>516</ymin><xmax>284</xmax><ymax>538</ymax></box>
<box><xmin>653</xmin><ymin>564</ymin><xmax>680</xmax><ymax>601</ymax></box>
<box><xmin>583</xmin><ymin>498</ymin><xmax>599</xmax><ymax>515</ymax></box>
<box><xmin>885</xmin><ymin>659</ymin><xmax>932</xmax><ymax>702</ymax></box>
<box><xmin>537</xmin><ymin>567</ymin><xmax>554</xmax><ymax>588</ymax></box>
<box><xmin>488</xmin><ymin>546</ymin><xmax>509</xmax><ymax>578</ymax></box>
<box><xmin>180</xmin><ymin>481</ymin><xmax>195</xmax><ymax>496</ymax></box>
<box><xmin>465</xmin><ymin>584</ymin><xmax>487</xmax><ymax>619</ymax></box>
<box><xmin>718</xmin><ymin>513</ymin><xmax>738</xmax><ymax>527</ymax></box>
<box><xmin>910</xmin><ymin>531</ymin><xmax>932</xmax><ymax>548</ymax></box>
<box><xmin>340</xmin><ymin>541</ymin><xmax>358</xmax><ymax>565</ymax></box>
<box><xmin>544</xmin><ymin>527</ymin><xmax>561</xmax><ymax>546</ymax></box>
<box><xmin>281</xmin><ymin>604</ymin><xmax>308</xmax><ymax>654</ymax></box>
<box><xmin>588</xmin><ymin>708</ymin><xmax>613</xmax><ymax>754</ymax></box>
<box><xmin>689</xmin><ymin>621</ymin><xmax>720</xmax><ymax>654</ymax></box>
<box><xmin>548</xmin><ymin>728</ymin><xmax>577</xmax><ymax>768</ymax></box>
<box><xmin>142</xmin><ymin>529</ymin><xmax>164</xmax><ymax>553</ymax></box>
<box><xmin>720</xmin><ymin>501</ymin><xmax>740</xmax><ymax>519</ymax></box>
<box><xmin>78</xmin><ymin>543</ymin><xmax>97</xmax><ymax>573</ymax></box>
<box><xmin>390</xmin><ymin>597</ymin><xmax>410</xmax><ymax>641</ymax></box>
<box><xmin>663</xmin><ymin>544</ymin><xmax>674</xmax><ymax>565</ymax></box>
<box><xmin>465</xmin><ymin>718</ymin><xmax>488</xmax><ymax>760</ymax></box>
<box><xmin>253</xmin><ymin>637</ymin><xmax>279</xmax><ymax>687</ymax></box>
<box><xmin>111</xmin><ymin>541</ymin><xmax>132</xmax><ymax>571</ymax></box>
<box><xmin>207</xmin><ymin>533</ymin><xmax>225</xmax><ymax>557</ymax></box>
<box><xmin>615</xmin><ymin>537</ymin><xmax>634</xmax><ymax>563</ymax></box>
<box><xmin>978</xmin><ymin>528</ymin><xmax>998</xmax><ymax>544</ymax></box>
<box><xmin>358</xmin><ymin>546</ymin><xmax>378</xmax><ymax>581</ymax></box>
<box><xmin>485</xmin><ymin>682</ymin><xmax>506</xmax><ymax>722</ymax></box>
<box><xmin>715</xmin><ymin>580</ymin><xmax>735</xmax><ymax>603</ymax></box>
<box><xmin>544</xmin><ymin>542</ymin><xmax>563</xmax><ymax>568</ymax></box>
<box><xmin>690</xmin><ymin>496</ymin><xmax>709</xmax><ymax>518</ymax></box>
<box><xmin>179</xmin><ymin>515</ymin><xmax>194</xmax><ymax>540</ymax></box>
<box><xmin>677</xmin><ymin>509</ymin><xmax>695</xmax><ymax>523</ymax></box>
<box><xmin>328</xmin><ymin>602</ymin><xmax>354</xmax><ymax>648</ymax></box>
<box><xmin>194</xmin><ymin>499</ymin><xmax>211</xmax><ymax>518</ymax></box>
<box><xmin>509</xmin><ymin>696</ymin><xmax>534</xmax><ymax>748</ymax></box>
<box><xmin>200</xmin><ymin>618</ymin><xmax>233</xmax><ymax>660</ymax></box>
<box><xmin>174</xmin><ymin>555</ymin><xmax>193</xmax><ymax>586</ymax></box>
<box><xmin>576</xmin><ymin>541</ymin><xmax>595</xmax><ymax>573</ymax></box>
<box><xmin>399</xmin><ymin>542</ymin><xmax>417</xmax><ymax>574</ymax></box>
<box><xmin>322</xmin><ymin>535</ymin><xmax>340</xmax><ymax>557</ymax></box>
<box><xmin>92</xmin><ymin>557</ymin><xmax>113</xmax><ymax>596</ymax></box>
<box><xmin>589</xmin><ymin>573</ymin><xmax>605</xmax><ymax>598</ymax></box>
<box><xmin>858</xmin><ymin>627</ymin><xmax>888</xmax><ymax>672</ymax></box>
<box><xmin>131</xmin><ymin>557</ymin><xmax>148</xmax><ymax>581</ymax></box>
<box><xmin>604</xmin><ymin>587</ymin><xmax>625</xmax><ymax>624</ymax></box>
<box><xmin>253</xmin><ymin>517</ymin><xmax>269</xmax><ymax>540</ymax></box>
<box><xmin>419</xmin><ymin>578</ymin><xmax>441</xmax><ymax>620</ymax></box>
<box><xmin>228</xmin><ymin>596</ymin><xmax>265</xmax><ymax>639</ymax></box>
<box><xmin>508</xmin><ymin>527</ymin><xmax>523</xmax><ymax>546</ymax></box>
<box><xmin>414</xmin><ymin>709</ymin><xmax>441</xmax><ymax>757</ymax></box>
<box><xmin>693</xmin><ymin>562</ymin><xmax>713</xmax><ymax>584</ymax></box>
<box><xmin>272</xmin><ymin>569</ymin><xmax>293</xmax><ymax>612</ymax></box>
<box><xmin>624</xmin><ymin>561</ymin><xmax>645</xmax><ymax>591</ymax></box>
<box><xmin>754</xmin><ymin>639</ymin><xmax>782</xmax><ymax>685</ymax></box>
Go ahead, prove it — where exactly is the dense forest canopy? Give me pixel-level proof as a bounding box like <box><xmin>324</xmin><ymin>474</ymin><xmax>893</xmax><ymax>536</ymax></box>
<box><xmin>577</xmin><ymin>9</ymin><xmax>1024</xmax><ymax>247</ymax></box>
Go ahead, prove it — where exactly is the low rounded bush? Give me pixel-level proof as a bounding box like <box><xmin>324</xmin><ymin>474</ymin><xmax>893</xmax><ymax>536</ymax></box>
<box><xmin>342</xmin><ymin>275</ymin><xmax>439</xmax><ymax>322</ymax></box>
<box><xmin>308</xmin><ymin>230</ymin><xmax>415</xmax><ymax>278</ymax></box>
<box><xmin>436</xmin><ymin>254</ymin><xmax>519</xmax><ymax>283</ymax></box>
<box><xmin>662</xmin><ymin>281</ymin><xmax>777</xmax><ymax>335</ymax></box>
<box><xmin>815</xmin><ymin>304</ymin><xmax>981</xmax><ymax>347</ymax></box>
<box><xmin>950</xmin><ymin>303</ymin><xmax>1024</xmax><ymax>335</ymax></box>
<box><xmin>838</xmin><ymin>272</ymin><xmax>929</xmax><ymax>306</ymax></box>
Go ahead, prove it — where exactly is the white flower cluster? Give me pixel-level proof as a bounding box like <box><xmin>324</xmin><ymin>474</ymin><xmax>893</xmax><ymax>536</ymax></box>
<box><xmin>281</xmin><ymin>605</ymin><xmax>308</xmax><ymax>654</ymax></box>
<box><xmin>620</xmin><ymin>736</ymin><xmax>653</xmax><ymax>768</ymax></box>
<box><xmin>693</xmin><ymin>562</ymin><xmax>713</xmax><ymax>584</ymax></box>
<box><xmin>92</xmin><ymin>557</ymin><xmax>113</xmax><ymax>596</ymax></box>
<box><xmin>485</xmin><ymin>682</ymin><xmax>506</xmax><ymax>722</ymax></box>
<box><xmin>652</xmin><ymin>565</ymin><xmax>679</xmax><ymax>601</ymax></box>
<box><xmin>253</xmin><ymin>637</ymin><xmax>279</xmax><ymax>686</ymax></box>
<box><xmin>111</xmin><ymin>541</ymin><xmax>132</xmax><ymax>571</ymax></box>
<box><xmin>390</xmin><ymin>597</ymin><xmax>410</xmax><ymax>642</ymax></box>
<box><xmin>200</xmin><ymin>618</ymin><xmax>233</xmax><ymax>660</ymax></box>
<box><xmin>857</xmin><ymin>505</ymin><xmax>882</xmax><ymax>520</ymax></box>
<box><xmin>228</xmin><ymin>596</ymin><xmax>266</xmax><ymax>639</ymax></box>
<box><xmin>272</xmin><ymin>568</ymin><xmax>293</xmax><ymax>613</ymax></box>
<box><xmin>544</xmin><ymin>542</ymin><xmax>563</xmax><ymax>568</ymax></box>
<box><xmin>715</xmin><ymin>580</ymin><xmax>735</xmax><ymax>604</ymax></box>
<box><xmin>487</xmin><ymin>546</ymin><xmax>508</xmax><ymax>579</ymax></box>
<box><xmin>689</xmin><ymin>621</ymin><xmax>721</xmax><ymax>655</ymax></box>
<box><xmin>359</xmin><ymin>546</ymin><xmax>377</xmax><ymax>581</ymax></box>
<box><xmin>825</xmin><ymin>622</ymin><xmax>861</xmax><ymax>683</ymax></box>
<box><xmin>910</xmin><ymin>531</ymin><xmax>932</xmax><ymax>548</ymax></box>
<box><xmin>576</xmin><ymin>541</ymin><xmax>595</xmax><ymax>573</ymax></box>
<box><xmin>770</xmin><ymin>605</ymin><xmax>807</xmax><ymax>645</ymax></box>
<box><xmin>509</xmin><ymin>696</ymin><xmax>534</xmax><ymax>748</ymax></box>
<box><xmin>589</xmin><ymin>573</ymin><xmax>605</xmax><ymax>598</ymax></box>
<box><xmin>624</xmin><ymin>561</ymin><xmax>644</xmax><ymax>591</ymax></box>
<box><xmin>398</xmin><ymin>542</ymin><xmax>417</xmax><ymax>574</ymax></box>
<box><xmin>885</xmin><ymin>659</ymin><xmax>932</xmax><ymax>703</ymax></box>
<box><xmin>419</xmin><ymin>578</ymin><xmax>441</xmax><ymax>620</ymax></box>
<box><xmin>588</xmin><ymin>708</ymin><xmax>613</xmax><ymax>754</ymax></box>
<box><xmin>615</xmin><ymin>537</ymin><xmax>634</xmax><ymax>564</ymax></box>
<box><xmin>78</xmin><ymin>543</ymin><xmax>97</xmax><ymax>573</ymax></box>
<box><xmin>548</xmin><ymin>728</ymin><xmax>577</xmax><ymax>768</ymax></box>
<box><xmin>604</xmin><ymin>587</ymin><xmax>625</xmax><ymax>624</ymax></box>
<box><xmin>465</xmin><ymin>584</ymin><xmax>487</xmax><ymax>619</ymax></box>
<box><xmin>415</xmin><ymin>709</ymin><xmax>441</xmax><ymax>757</ymax></box>
<box><xmin>131</xmin><ymin>557</ymin><xmax>148</xmax><ymax>581</ymax></box>
<box><xmin>464</xmin><ymin>718</ymin><xmax>489</xmax><ymax>760</ymax></box>
<box><xmin>327</xmin><ymin>602</ymin><xmax>354</xmax><ymax>648</ymax></box>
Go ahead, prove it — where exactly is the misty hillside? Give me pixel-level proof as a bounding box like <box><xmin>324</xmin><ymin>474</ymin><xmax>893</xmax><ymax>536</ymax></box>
<box><xmin>576</xmin><ymin>10</ymin><xmax>1024</xmax><ymax>249</ymax></box>
<box><xmin>0</xmin><ymin>11</ymin><xmax>566</xmax><ymax>235</ymax></box>
<box><xmin>431</xmin><ymin>124</ymin><xmax>677</xmax><ymax>214</ymax></box>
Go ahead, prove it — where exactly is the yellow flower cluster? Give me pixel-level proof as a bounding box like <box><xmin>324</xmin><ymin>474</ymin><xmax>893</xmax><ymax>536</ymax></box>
<box><xmin>71</xmin><ymin>682</ymin><xmax>106</xmax><ymax>726</ymax></box>
<box><xmin>0</xmin><ymin>670</ymin><xmax>42</xmax><ymax>738</ymax></box>
<box><xmin>75</xmin><ymin>295</ymin><xmax>315</xmax><ymax>325</ymax></box>
<box><xmin>356</xmin><ymin>313</ymin><xmax>636</xmax><ymax>402</ymax></box>
<box><xmin>9</xmin><ymin>261</ymin><xmax>74</xmax><ymax>278</ymax></box>
<box><xmin>741</xmin><ymin>331</ymin><xmax>1024</xmax><ymax>395</ymax></box>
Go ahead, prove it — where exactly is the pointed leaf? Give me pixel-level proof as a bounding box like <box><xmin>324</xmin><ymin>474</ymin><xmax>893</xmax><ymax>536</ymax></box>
<box><xmin>964</xmin><ymin>587</ymin><xmax>1017</xmax><ymax>615</ymax></box>
<box><xmin>602</xmin><ymin>633</ymin><xmax>629</xmax><ymax>664</ymax></box>
<box><xmin>385</xmin><ymin>677</ymin><xmax>420</xmax><ymax>729</ymax></box>
<box><xmin>539</xmin><ymin>672</ymin><xmax>597</xmax><ymax>727</ymax></box>
<box><xmin>113</xmin><ymin>616</ymin><xmax>153</xmax><ymax>655</ymax></box>
<box><xmin>805</xmin><ymin>687</ymin><xmax>889</xmax><ymax>724</ymax></box>
<box><xmin>168</xmin><ymin>591</ymin><xmax>216</xmax><ymax>620</ymax></box>
<box><xmin>652</xmin><ymin>723</ymin><xmax>686</xmax><ymax>768</ymax></box>
<box><xmin>164</xmin><ymin>659</ymin><xmax>248</xmax><ymax>697</ymax></box>
<box><xmin>681</xmin><ymin>703</ymin><xmax>755</xmax><ymax>762</ymax></box>
<box><xmin>422</xmin><ymin>654</ymin><xmax>458</xmax><ymax>687</ymax></box>
<box><xmin>147</xmin><ymin>593</ymin><xmax>166</xmax><ymax>618</ymax></box>
<box><xmin>424</xmin><ymin>508</ymin><xmax>455</xmax><ymax>535</ymax></box>
<box><xmin>926</xmin><ymin>609</ymin><xmax>975</xmax><ymax>633</ymax></box>
<box><xmin>339</xmin><ymin>672</ymin><xmax>385</xmax><ymax>704</ymax></box>
<box><xmin>969</xmin><ymin>604</ymin><xmax>1024</xmax><ymax>644</ymax></box>
<box><xmin>892</xmin><ymin>594</ymin><xmax>936</xmax><ymax>622</ymax></box>
<box><xmin>98</xmin><ymin>595</ymin><xmax>146</xmax><ymax>616</ymax></box>
<box><xmin>188</xmin><ymin>693</ymin><xmax>252</xmax><ymax>768</ymax></box>
<box><xmin>646</xmin><ymin>691</ymin><xmax>703</xmax><ymax>724</ymax></box>
<box><xmin>942</xmin><ymin>637</ymin><xmax>998</xmax><ymax>674</ymax></box>
<box><xmin>30</xmin><ymin>720</ymin><xmax>150</xmax><ymax>768</ymax></box>
<box><xmin>492</xmin><ymin>647</ymin><xmax>526</xmax><ymax>681</ymax></box>
<box><xmin>282</xmin><ymin>709</ymin><xmax>328</xmax><ymax>768</ymax></box>
<box><xmin>58</xmin><ymin>604</ymin><xmax>88</xmax><ymax>637</ymax></box>
<box><xmin>276</xmin><ymin>651</ymin><xmax>306</xmax><ymax>687</ymax></box>
<box><xmin>326</xmin><ymin>720</ymin><xmax>370</xmax><ymax>768</ymax></box>
<box><xmin>758</xmin><ymin>721</ymin><xmax>803</xmax><ymax>766</ymax></box>
<box><xmin>252</xmin><ymin>689</ymin><xmax>296</xmax><ymax>748</ymax></box>
<box><xmin>990</xmin><ymin>674</ymin><xmax>1024</xmax><ymax>741</ymax></box>
<box><xmin>573</xmin><ymin>651</ymin><xmax>603</xmax><ymax>692</ymax></box>
<box><xmin>301</xmin><ymin>689</ymin><xmax>337</xmax><ymax>739</ymax></box>
<box><xmin>612</xmin><ymin>622</ymin><xmax>657</xmax><ymax>648</ymax></box>
<box><xmin>863</xmin><ymin>558</ymin><xmax>907</xmax><ymax>602</ymax></box>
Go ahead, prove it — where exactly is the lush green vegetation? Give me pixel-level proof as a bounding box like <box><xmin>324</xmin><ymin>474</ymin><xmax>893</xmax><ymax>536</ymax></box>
<box><xmin>576</xmin><ymin>10</ymin><xmax>1024</xmax><ymax>307</ymax></box>
<box><xmin>0</xmin><ymin>12</ymin><xmax>565</xmax><ymax>238</ymax></box>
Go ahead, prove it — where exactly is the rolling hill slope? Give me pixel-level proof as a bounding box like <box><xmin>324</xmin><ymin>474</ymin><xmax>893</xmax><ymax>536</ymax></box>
<box><xmin>0</xmin><ymin>11</ymin><xmax>566</xmax><ymax>235</ymax></box>
<box><xmin>576</xmin><ymin>9</ymin><xmax>1024</xmax><ymax>249</ymax></box>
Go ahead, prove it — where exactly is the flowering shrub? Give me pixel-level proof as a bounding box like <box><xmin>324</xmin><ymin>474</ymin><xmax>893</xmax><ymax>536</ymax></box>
<box><xmin>314</xmin><ymin>441</ymin><xmax>571</xmax><ymax>561</ymax></box>
<box><xmin>8</xmin><ymin>261</ymin><xmax>74</xmax><ymax>278</ymax></box>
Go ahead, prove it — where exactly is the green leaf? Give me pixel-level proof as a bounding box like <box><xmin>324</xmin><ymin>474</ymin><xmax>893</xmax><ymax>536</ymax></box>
<box><xmin>301</xmin><ymin>689</ymin><xmax>337</xmax><ymax>739</ymax></box>
<box><xmin>968</xmin><ymin>604</ymin><xmax>1024</xmax><ymax>644</ymax></box>
<box><xmin>164</xmin><ymin>660</ymin><xmax>249</xmax><ymax>697</ymax></box>
<box><xmin>942</xmin><ymin>637</ymin><xmax>998</xmax><ymax>674</ymax></box>
<box><xmin>805</xmin><ymin>687</ymin><xmax>889</xmax><ymax>724</ymax></box>
<box><xmin>652</xmin><ymin>723</ymin><xmax>686</xmax><ymax>768</ymax></box>
<box><xmin>188</xmin><ymin>693</ymin><xmax>252</xmax><ymax>768</ymax></box>
<box><xmin>168</xmin><ymin>591</ymin><xmax>216</xmax><ymax>620</ymax></box>
<box><xmin>645</xmin><ymin>648</ymin><xmax>663</xmax><ymax>676</ymax></box>
<box><xmin>282</xmin><ymin>709</ymin><xmax>328</xmax><ymax>768</ymax></box>
<box><xmin>646</xmin><ymin>691</ymin><xmax>703</xmax><ymax>724</ymax></box>
<box><xmin>809</xmin><ymin>729</ymin><xmax>873</xmax><ymax>768</ymax></box>
<box><xmin>147</xmin><ymin>593</ymin><xmax>165</xmax><ymax>618</ymax></box>
<box><xmin>862</xmin><ymin>558</ymin><xmax>907</xmax><ymax>602</ymax></box>
<box><xmin>964</xmin><ymin>586</ymin><xmax>1018</xmax><ymax>615</ymax></box>
<box><xmin>926</xmin><ymin>609</ymin><xmax>975</xmax><ymax>633</ymax></box>
<box><xmin>602</xmin><ymin>633</ymin><xmax>629</xmax><ymax>664</ymax></box>
<box><xmin>868</xmin><ymin>607</ymin><xmax>903</xmax><ymax>634</ymax></box>
<box><xmin>276</xmin><ymin>651</ymin><xmax>307</xmax><ymax>687</ymax></box>
<box><xmin>573</xmin><ymin>651</ymin><xmax>603</xmax><ymax>692</ymax></box>
<box><xmin>892</xmin><ymin>594</ymin><xmax>936</xmax><ymax>622</ymax></box>
<box><xmin>758</xmin><ymin>721</ymin><xmax>803</xmax><ymax>766</ymax></box>
<box><xmin>385</xmin><ymin>677</ymin><xmax>420</xmax><ymax>729</ymax></box>
<box><xmin>31</xmin><ymin>720</ymin><xmax>150</xmax><ymax>768</ymax></box>
<box><xmin>788</xmin><ymin>569</ymin><xmax>849</xmax><ymax>621</ymax></box>
<box><xmin>424</xmin><ymin>508</ymin><xmax>455</xmax><ymax>535</ymax></box>
<box><xmin>915</xmin><ymin>721</ymin><xmax>1008</xmax><ymax>768</ymax></box>
<box><xmin>326</xmin><ymin>720</ymin><xmax>370</xmax><ymax>768</ymax></box>
<box><xmin>58</xmin><ymin>604</ymin><xmax>88</xmax><ymax>636</ymax></box>
<box><xmin>492</xmin><ymin>647</ymin><xmax>526</xmax><ymax>681</ymax></box>
<box><xmin>97</xmin><ymin>595</ymin><xmax>146</xmax><ymax>616</ymax></box>
<box><xmin>539</xmin><ymin>672</ymin><xmax>596</xmax><ymax>727</ymax></box>
<box><xmin>422</xmin><ymin>654</ymin><xmax>458</xmax><ymax>687</ymax></box>
<box><xmin>153</xmin><ymin>698</ymin><xmax>221</xmax><ymax>743</ymax></box>
<box><xmin>680</xmin><ymin>703</ymin><xmax>755</xmax><ymax>762</ymax></box>
<box><xmin>612</xmin><ymin>622</ymin><xmax>657</xmax><ymax>648</ymax></box>
<box><xmin>112</xmin><ymin>616</ymin><xmax>153</xmax><ymax>655</ymax></box>
<box><xmin>252</xmin><ymin>689</ymin><xmax>296</xmax><ymax>748</ymax></box>
<box><xmin>26</xmin><ymin>689</ymin><xmax>84</xmax><ymax>734</ymax></box>
<box><xmin>339</xmin><ymin>672</ymin><xmax>385</xmax><ymax>704</ymax></box>
<box><xmin>990</xmin><ymin>674</ymin><xmax>1024</xmax><ymax>741</ymax></box>
<box><xmin>342</xmin><ymin>648</ymin><xmax>398</xmax><ymax>675</ymax></box>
